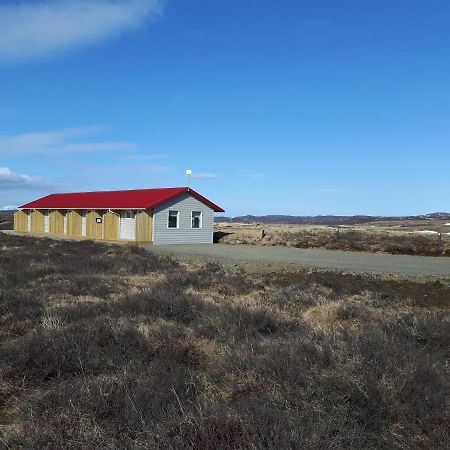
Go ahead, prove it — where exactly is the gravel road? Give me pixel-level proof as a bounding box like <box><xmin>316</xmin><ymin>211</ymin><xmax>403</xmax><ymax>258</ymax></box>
<box><xmin>148</xmin><ymin>244</ymin><xmax>450</xmax><ymax>277</ymax></box>
<box><xmin>3</xmin><ymin>231</ymin><xmax>449</xmax><ymax>277</ymax></box>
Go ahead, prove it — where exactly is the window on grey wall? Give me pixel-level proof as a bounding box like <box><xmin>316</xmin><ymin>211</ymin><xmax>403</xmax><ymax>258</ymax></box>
<box><xmin>192</xmin><ymin>211</ymin><xmax>202</xmax><ymax>228</ymax></box>
<box><xmin>168</xmin><ymin>210</ymin><xmax>179</xmax><ymax>228</ymax></box>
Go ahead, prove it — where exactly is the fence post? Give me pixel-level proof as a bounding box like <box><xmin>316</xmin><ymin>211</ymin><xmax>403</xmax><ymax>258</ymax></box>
<box><xmin>437</xmin><ymin>232</ymin><xmax>443</xmax><ymax>248</ymax></box>
<box><xmin>336</xmin><ymin>228</ymin><xmax>340</xmax><ymax>241</ymax></box>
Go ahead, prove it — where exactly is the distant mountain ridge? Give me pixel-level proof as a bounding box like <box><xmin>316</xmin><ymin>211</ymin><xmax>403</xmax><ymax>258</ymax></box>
<box><xmin>424</xmin><ymin>212</ymin><xmax>450</xmax><ymax>219</ymax></box>
<box><xmin>2</xmin><ymin>210</ymin><xmax>449</xmax><ymax>226</ymax></box>
<box><xmin>216</xmin><ymin>212</ymin><xmax>450</xmax><ymax>225</ymax></box>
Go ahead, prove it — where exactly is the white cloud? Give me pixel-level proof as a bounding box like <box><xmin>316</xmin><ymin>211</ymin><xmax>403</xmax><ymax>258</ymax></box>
<box><xmin>0</xmin><ymin>0</ymin><xmax>163</xmax><ymax>62</ymax></box>
<box><xmin>191</xmin><ymin>172</ymin><xmax>220</xmax><ymax>180</ymax></box>
<box><xmin>60</xmin><ymin>142</ymin><xmax>136</xmax><ymax>153</ymax></box>
<box><xmin>0</xmin><ymin>167</ymin><xmax>54</xmax><ymax>190</ymax></box>
<box><xmin>1</xmin><ymin>205</ymin><xmax>17</xmax><ymax>211</ymax></box>
<box><xmin>0</xmin><ymin>126</ymin><xmax>136</xmax><ymax>155</ymax></box>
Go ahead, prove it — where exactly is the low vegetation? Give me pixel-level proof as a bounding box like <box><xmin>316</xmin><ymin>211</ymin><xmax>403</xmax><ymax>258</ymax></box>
<box><xmin>0</xmin><ymin>234</ymin><xmax>449</xmax><ymax>449</ymax></box>
<box><xmin>215</xmin><ymin>223</ymin><xmax>450</xmax><ymax>256</ymax></box>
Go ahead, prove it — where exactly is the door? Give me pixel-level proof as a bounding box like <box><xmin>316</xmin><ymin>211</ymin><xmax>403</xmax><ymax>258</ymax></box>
<box><xmin>14</xmin><ymin>211</ymin><xmax>29</xmax><ymax>232</ymax></box>
<box><xmin>86</xmin><ymin>211</ymin><xmax>103</xmax><ymax>239</ymax></box>
<box><xmin>135</xmin><ymin>210</ymin><xmax>153</xmax><ymax>242</ymax></box>
<box><xmin>31</xmin><ymin>210</ymin><xmax>45</xmax><ymax>233</ymax></box>
<box><xmin>103</xmin><ymin>211</ymin><xmax>119</xmax><ymax>240</ymax></box>
<box><xmin>49</xmin><ymin>210</ymin><xmax>65</xmax><ymax>235</ymax></box>
<box><xmin>67</xmin><ymin>211</ymin><xmax>82</xmax><ymax>236</ymax></box>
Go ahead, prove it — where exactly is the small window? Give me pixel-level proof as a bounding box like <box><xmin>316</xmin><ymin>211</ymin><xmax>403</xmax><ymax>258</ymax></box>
<box><xmin>124</xmin><ymin>210</ymin><xmax>136</xmax><ymax>219</ymax></box>
<box><xmin>192</xmin><ymin>211</ymin><xmax>202</xmax><ymax>229</ymax></box>
<box><xmin>168</xmin><ymin>210</ymin><xmax>179</xmax><ymax>228</ymax></box>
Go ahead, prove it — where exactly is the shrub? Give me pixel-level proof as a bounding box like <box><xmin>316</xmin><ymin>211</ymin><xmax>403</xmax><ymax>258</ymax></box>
<box><xmin>0</xmin><ymin>234</ymin><xmax>448</xmax><ymax>449</ymax></box>
<box><xmin>121</xmin><ymin>284</ymin><xmax>204</xmax><ymax>324</ymax></box>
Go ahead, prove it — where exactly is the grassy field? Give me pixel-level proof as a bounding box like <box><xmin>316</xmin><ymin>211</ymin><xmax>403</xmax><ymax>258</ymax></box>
<box><xmin>215</xmin><ymin>221</ymin><xmax>450</xmax><ymax>256</ymax></box>
<box><xmin>0</xmin><ymin>234</ymin><xmax>449</xmax><ymax>449</ymax></box>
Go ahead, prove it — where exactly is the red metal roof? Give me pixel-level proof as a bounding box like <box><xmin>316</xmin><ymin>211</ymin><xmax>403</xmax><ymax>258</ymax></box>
<box><xmin>19</xmin><ymin>187</ymin><xmax>224</xmax><ymax>213</ymax></box>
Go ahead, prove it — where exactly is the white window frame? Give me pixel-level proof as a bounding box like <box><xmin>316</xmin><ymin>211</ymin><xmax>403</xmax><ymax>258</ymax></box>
<box><xmin>168</xmin><ymin>210</ymin><xmax>179</xmax><ymax>229</ymax></box>
<box><xmin>191</xmin><ymin>211</ymin><xmax>202</xmax><ymax>229</ymax></box>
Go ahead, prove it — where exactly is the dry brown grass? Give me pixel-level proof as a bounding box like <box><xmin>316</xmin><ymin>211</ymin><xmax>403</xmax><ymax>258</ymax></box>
<box><xmin>215</xmin><ymin>222</ymin><xmax>450</xmax><ymax>256</ymax></box>
<box><xmin>0</xmin><ymin>233</ymin><xmax>449</xmax><ymax>449</ymax></box>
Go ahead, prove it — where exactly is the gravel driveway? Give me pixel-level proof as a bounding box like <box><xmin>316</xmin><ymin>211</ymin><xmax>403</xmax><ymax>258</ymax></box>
<box><xmin>3</xmin><ymin>231</ymin><xmax>449</xmax><ymax>277</ymax></box>
<box><xmin>147</xmin><ymin>243</ymin><xmax>450</xmax><ymax>277</ymax></box>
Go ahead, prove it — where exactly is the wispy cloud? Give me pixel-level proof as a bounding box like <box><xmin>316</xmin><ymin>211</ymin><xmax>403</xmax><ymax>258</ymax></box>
<box><xmin>236</xmin><ymin>169</ymin><xmax>263</xmax><ymax>179</ymax></box>
<box><xmin>0</xmin><ymin>0</ymin><xmax>163</xmax><ymax>62</ymax></box>
<box><xmin>0</xmin><ymin>126</ymin><xmax>136</xmax><ymax>155</ymax></box>
<box><xmin>191</xmin><ymin>172</ymin><xmax>220</xmax><ymax>180</ymax></box>
<box><xmin>97</xmin><ymin>162</ymin><xmax>177</xmax><ymax>174</ymax></box>
<box><xmin>121</xmin><ymin>153</ymin><xmax>170</xmax><ymax>162</ymax></box>
<box><xmin>0</xmin><ymin>167</ymin><xmax>54</xmax><ymax>190</ymax></box>
<box><xmin>60</xmin><ymin>142</ymin><xmax>136</xmax><ymax>153</ymax></box>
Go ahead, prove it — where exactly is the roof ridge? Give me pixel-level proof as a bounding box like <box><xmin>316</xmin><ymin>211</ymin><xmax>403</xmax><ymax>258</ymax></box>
<box><xmin>45</xmin><ymin>187</ymin><xmax>188</xmax><ymax>196</ymax></box>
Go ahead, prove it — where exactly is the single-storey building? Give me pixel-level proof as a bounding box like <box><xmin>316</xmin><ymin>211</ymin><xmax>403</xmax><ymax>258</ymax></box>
<box><xmin>14</xmin><ymin>187</ymin><xmax>224</xmax><ymax>244</ymax></box>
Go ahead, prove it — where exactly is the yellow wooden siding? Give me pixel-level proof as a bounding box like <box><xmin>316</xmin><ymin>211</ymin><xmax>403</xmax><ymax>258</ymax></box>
<box><xmin>136</xmin><ymin>210</ymin><xmax>153</xmax><ymax>242</ymax></box>
<box><xmin>14</xmin><ymin>211</ymin><xmax>29</xmax><ymax>232</ymax></box>
<box><xmin>49</xmin><ymin>210</ymin><xmax>65</xmax><ymax>235</ymax></box>
<box><xmin>86</xmin><ymin>211</ymin><xmax>103</xmax><ymax>239</ymax></box>
<box><xmin>67</xmin><ymin>211</ymin><xmax>82</xmax><ymax>236</ymax></box>
<box><xmin>31</xmin><ymin>210</ymin><xmax>45</xmax><ymax>233</ymax></box>
<box><xmin>103</xmin><ymin>212</ymin><xmax>119</xmax><ymax>240</ymax></box>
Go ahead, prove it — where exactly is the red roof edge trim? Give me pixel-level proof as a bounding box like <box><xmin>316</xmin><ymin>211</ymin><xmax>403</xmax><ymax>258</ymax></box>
<box><xmin>189</xmin><ymin>188</ymin><xmax>225</xmax><ymax>213</ymax></box>
<box><xmin>147</xmin><ymin>188</ymin><xmax>225</xmax><ymax>213</ymax></box>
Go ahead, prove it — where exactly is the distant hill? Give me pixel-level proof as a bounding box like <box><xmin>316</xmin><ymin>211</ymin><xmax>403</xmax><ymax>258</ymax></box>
<box><xmin>424</xmin><ymin>212</ymin><xmax>450</xmax><ymax>219</ymax></box>
<box><xmin>215</xmin><ymin>212</ymin><xmax>450</xmax><ymax>226</ymax></box>
<box><xmin>0</xmin><ymin>210</ymin><xmax>14</xmax><ymax>230</ymax></box>
<box><xmin>0</xmin><ymin>210</ymin><xmax>14</xmax><ymax>217</ymax></box>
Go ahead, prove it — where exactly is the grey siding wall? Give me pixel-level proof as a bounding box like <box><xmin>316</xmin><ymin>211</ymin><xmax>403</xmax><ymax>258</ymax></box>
<box><xmin>153</xmin><ymin>193</ymin><xmax>214</xmax><ymax>245</ymax></box>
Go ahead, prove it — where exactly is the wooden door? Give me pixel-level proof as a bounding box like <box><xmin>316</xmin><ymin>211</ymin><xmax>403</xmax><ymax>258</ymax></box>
<box><xmin>67</xmin><ymin>211</ymin><xmax>82</xmax><ymax>236</ymax></box>
<box><xmin>86</xmin><ymin>211</ymin><xmax>103</xmax><ymax>239</ymax></box>
<box><xmin>103</xmin><ymin>212</ymin><xmax>119</xmax><ymax>240</ymax></box>
<box><xmin>135</xmin><ymin>210</ymin><xmax>153</xmax><ymax>242</ymax></box>
<box><xmin>14</xmin><ymin>211</ymin><xmax>29</xmax><ymax>232</ymax></box>
<box><xmin>31</xmin><ymin>210</ymin><xmax>45</xmax><ymax>233</ymax></box>
<box><xmin>49</xmin><ymin>210</ymin><xmax>65</xmax><ymax>235</ymax></box>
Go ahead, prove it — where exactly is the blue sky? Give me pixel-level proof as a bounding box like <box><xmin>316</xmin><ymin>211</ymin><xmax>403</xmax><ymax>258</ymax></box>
<box><xmin>1</xmin><ymin>0</ymin><xmax>449</xmax><ymax>216</ymax></box>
